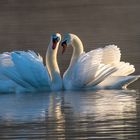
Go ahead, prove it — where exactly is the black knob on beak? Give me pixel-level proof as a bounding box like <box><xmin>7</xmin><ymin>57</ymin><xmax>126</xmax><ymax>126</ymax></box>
<box><xmin>61</xmin><ymin>40</ymin><xmax>67</xmax><ymax>54</ymax></box>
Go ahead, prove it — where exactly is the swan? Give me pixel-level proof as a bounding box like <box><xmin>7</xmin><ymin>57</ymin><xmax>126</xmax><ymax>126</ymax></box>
<box><xmin>61</xmin><ymin>33</ymin><xmax>140</xmax><ymax>90</ymax></box>
<box><xmin>0</xmin><ymin>33</ymin><xmax>62</xmax><ymax>93</ymax></box>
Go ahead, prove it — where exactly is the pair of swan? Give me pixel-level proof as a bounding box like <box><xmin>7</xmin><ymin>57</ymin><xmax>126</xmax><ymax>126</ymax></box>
<box><xmin>0</xmin><ymin>33</ymin><xmax>139</xmax><ymax>93</ymax></box>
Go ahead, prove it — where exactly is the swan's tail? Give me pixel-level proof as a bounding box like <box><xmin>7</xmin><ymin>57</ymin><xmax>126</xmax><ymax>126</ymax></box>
<box><xmin>98</xmin><ymin>75</ymin><xmax>140</xmax><ymax>89</ymax></box>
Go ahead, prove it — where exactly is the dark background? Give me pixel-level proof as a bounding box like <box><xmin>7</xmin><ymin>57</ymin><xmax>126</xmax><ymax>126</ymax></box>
<box><xmin>0</xmin><ymin>0</ymin><xmax>140</xmax><ymax>75</ymax></box>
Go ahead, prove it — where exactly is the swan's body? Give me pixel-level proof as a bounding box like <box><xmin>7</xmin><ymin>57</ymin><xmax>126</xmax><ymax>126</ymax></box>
<box><xmin>0</xmin><ymin>33</ymin><xmax>62</xmax><ymax>93</ymax></box>
<box><xmin>61</xmin><ymin>33</ymin><xmax>139</xmax><ymax>90</ymax></box>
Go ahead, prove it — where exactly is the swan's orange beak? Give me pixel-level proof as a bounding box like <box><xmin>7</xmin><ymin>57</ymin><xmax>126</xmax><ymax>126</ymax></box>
<box><xmin>61</xmin><ymin>41</ymin><xmax>67</xmax><ymax>54</ymax></box>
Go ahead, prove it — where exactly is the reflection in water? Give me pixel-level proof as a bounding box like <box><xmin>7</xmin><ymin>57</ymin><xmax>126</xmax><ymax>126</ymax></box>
<box><xmin>64</xmin><ymin>90</ymin><xmax>138</xmax><ymax>139</ymax></box>
<box><xmin>0</xmin><ymin>92</ymin><xmax>50</xmax><ymax>123</ymax></box>
<box><xmin>0</xmin><ymin>90</ymin><xmax>139</xmax><ymax>139</ymax></box>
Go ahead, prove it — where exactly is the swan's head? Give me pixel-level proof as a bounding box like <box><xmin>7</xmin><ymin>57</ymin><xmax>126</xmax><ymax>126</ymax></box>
<box><xmin>61</xmin><ymin>33</ymin><xmax>80</xmax><ymax>54</ymax></box>
<box><xmin>51</xmin><ymin>33</ymin><xmax>61</xmax><ymax>50</ymax></box>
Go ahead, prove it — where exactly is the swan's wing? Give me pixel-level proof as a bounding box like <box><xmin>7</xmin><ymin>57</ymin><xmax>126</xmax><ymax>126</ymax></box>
<box><xmin>0</xmin><ymin>51</ymin><xmax>51</xmax><ymax>90</ymax></box>
<box><xmin>0</xmin><ymin>52</ymin><xmax>12</xmax><ymax>80</ymax></box>
<box><xmin>27</xmin><ymin>50</ymin><xmax>43</xmax><ymax>62</ymax></box>
<box><xmin>71</xmin><ymin>48</ymin><xmax>117</xmax><ymax>88</ymax></box>
<box><xmin>102</xmin><ymin>45</ymin><xmax>135</xmax><ymax>76</ymax></box>
<box><xmin>102</xmin><ymin>45</ymin><xmax>121</xmax><ymax>65</ymax></box>
<box><xmin>112</xmin><ymin>62</ymin><xmax>135</xmax><ymax>76</ymax></box>
<box><xmin>0</xmin><ymin>80</ymin><xmax>16</xmax><ymax>93</ymax></box>
<box><xmin>0</xmin><ymin>52</ymin><xmax>34</xmax><ymax>88</ymax></box>
<box><xmin>11</xmin><ymin>51</ymin><xmax>51</xmax><ymax>88</ymax></box>
<box><xmin>98</xmin><ymin>75</ymin><xmax>140</xmax><ymax>89</ymax></box>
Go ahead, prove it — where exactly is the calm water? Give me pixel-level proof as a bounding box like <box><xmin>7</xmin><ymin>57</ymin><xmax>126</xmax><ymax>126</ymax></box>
<box><xmin>0</xmin><ymin>85</ymin><xmax>140</xmax><ymax>139</ymax></box>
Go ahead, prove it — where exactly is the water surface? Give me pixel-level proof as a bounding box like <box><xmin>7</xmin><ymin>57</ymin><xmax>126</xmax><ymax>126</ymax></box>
<box><xmin>0</xmin><ymin>87</ymin><xmax>140</xmax><ymax>139</ymax></box>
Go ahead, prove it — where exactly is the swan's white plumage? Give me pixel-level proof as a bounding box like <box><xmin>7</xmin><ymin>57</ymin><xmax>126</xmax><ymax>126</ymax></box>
<box><xmin>11</xmin><ymin>51</ymin><xmax>50</xmax><ymax>88</ymax></box>
<box><xmin>62</xmin><ymin>34</ymin><xmax>139</xmax><ymax>90</ymax></box>
<box><xmin>64</xmin><ymin>47</ymin><xmax>118</xmax><ymax>89</ymax></box>
<box><xmin>98</xmin><ymin>76</ymin><xmax>140</xmax><ymax>89</ymax></box>
<box><xmin>0</xmin><ymin>52</ymin><xmax>14</xmax><ymax>67</ymax></box>
<box><xmin>0</xmin><ymin>51</ymin><xmax>50</xmax><ymax>92</ymax></box>
<box><xmin>0</xmin><ymin>80</ymin><xmax>16</xmax><ymax>92</ymax></box>
<box><xmin>0</xmin><ymin>53</ymin><xmax>27</xmax><ymax>92</ymax></box>
<box><xmin>72</xmin><ymin>49</ymin><xmax>103</xmax><ymax>87</ymax></box>
<box><xmin>101</xmin><ymin>45</ymin><xmax>135</xmax><ymax>76</ymax></box>
<box><xmin>87</xmin><ymin>65</ymin><xmax>117</xmax><ymax>87</ymax></box>
<box><xmin>102</xmin><ymin>45</ymin><xmax>121</xmax><ymax>65</ymax></box>
<box><xmin>0</xmin><ymin>33</ymin><xmax>62</xmax><ymax>93</ymax></box>
<box><xmin>112</xmin><ymin>62</ymin><xmax>135</xmax><ymax>76</ymax></box>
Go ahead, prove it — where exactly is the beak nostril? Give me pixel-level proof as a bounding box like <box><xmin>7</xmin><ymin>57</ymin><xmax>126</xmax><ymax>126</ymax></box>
<box><xmin>52</xmin><ymin>36</ymin><xmax>60</xmax><ymax>43</ymax></box>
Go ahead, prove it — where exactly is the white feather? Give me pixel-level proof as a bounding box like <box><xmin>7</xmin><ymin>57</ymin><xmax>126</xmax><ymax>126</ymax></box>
<box><xmin>65</xmin><ymin>48</ymin><xmax>118</xmax><ymax>89</ymax></box>
<box><xmin>102</xmin><ymin>45</ymin><xmax>121</xmax><ymax>65</ymax></box>
<box><xmin>98</xmin><ymin>75</ymin><xmax>140</xmax><ymax>89</ymax></box>
<box><xmin>63</xmin><ymin>34</ymin><xmax>139</xmax><ymax>90</ymax></box>
<box><xmin>11</xmin><ymin>51</ymin><xmax>50</xmax><ymax>88</ymax></box>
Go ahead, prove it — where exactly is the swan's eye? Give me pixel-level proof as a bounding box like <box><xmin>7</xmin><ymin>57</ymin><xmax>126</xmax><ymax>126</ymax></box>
<box><xmin>53</xmin><ymin>37</ymin><xmax>59</xmax><ymax>43</ymax></box>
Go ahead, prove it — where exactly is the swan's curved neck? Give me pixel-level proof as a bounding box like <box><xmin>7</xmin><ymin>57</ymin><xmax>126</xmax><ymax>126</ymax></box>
<box><xmin>69</xmin><ymin>36</ymin><xmax>84</xmax><ymax>69</ymax></box>
<box><xmin>46</xmin><ymin>43</ymin><xmax>62</xmax><ymax>90</ymax></box>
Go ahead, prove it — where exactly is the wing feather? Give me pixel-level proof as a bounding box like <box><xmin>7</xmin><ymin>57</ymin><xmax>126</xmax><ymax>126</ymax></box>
<box><xmin>11</xmin><ymin>51</ymin><xmax>50</xmax><ymax>88</ymax></box>
<box><xmin>102</xmin><ymin>45</ymin><xmax>121</xmax><ymax>65</ymax></box>
<box><xmin>102</xmin><ymin>45</ymin><xmax>135</xmax><ymax>76</ymax></box>
<box><xmin>0</xmin><ymin>51</ymin><xmax>50</xmax><ymax>90</ymax></box>
<box><xmin>112</xmin><ymin>62</ymin><xmax>135</xmax><ymax>76</ymax></box>
<box><xmin>0</xmin><ymin>52</ymin><xmax>33</xmax><ymax>88</ymax></box>
<box><xmin>71</xmin><ymin>48</ymin><xmax>117</xmax><ymax>88</ymax></box>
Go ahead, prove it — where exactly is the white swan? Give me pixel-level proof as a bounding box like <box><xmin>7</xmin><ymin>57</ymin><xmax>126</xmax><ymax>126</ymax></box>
<box><xmin>0</xmin><ymin>33</ymin><xmax>62</xmax><ymax>93</ymax></box>
<box><xmin>61</xmin><ymin>33</ymin><xmax>140</xmax><ymax>90</ymax></box>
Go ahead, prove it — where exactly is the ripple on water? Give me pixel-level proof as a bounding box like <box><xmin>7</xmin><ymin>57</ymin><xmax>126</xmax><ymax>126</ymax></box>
<box><xmin>0</xmin><ymin>89</ymin><xmax>139</xmax><ymax>139</ymax></box>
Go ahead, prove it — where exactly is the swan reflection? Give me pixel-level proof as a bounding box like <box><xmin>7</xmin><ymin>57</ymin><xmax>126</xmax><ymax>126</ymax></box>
<box><xmin>0</xmin><ymin>93</ymin><xmax>51</xmax><ymax>123</ymax></box>
<box><xmin>63</xmin><ymin>90</ymin><xmax>138</xmax><ymax>139</ymax></box>
<box><xmin>0</xmin><ymin>90</ymin><xmax>139</xmax><ymax>139</ymax></box>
